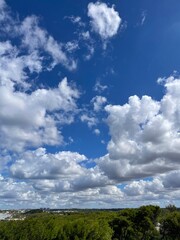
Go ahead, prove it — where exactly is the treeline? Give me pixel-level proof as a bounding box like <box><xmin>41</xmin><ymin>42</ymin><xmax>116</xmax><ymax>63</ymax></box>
<box><xmin>0</xmin><ymin>205</ymin><xmax>179</xmax><ymax>240</ymax></box>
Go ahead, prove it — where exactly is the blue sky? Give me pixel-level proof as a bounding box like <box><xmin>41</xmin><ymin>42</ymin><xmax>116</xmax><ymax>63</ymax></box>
<box><xmin>0</xmin><ymin>0</ymin><xmax>180</xmax><ymax>209</ymax></box>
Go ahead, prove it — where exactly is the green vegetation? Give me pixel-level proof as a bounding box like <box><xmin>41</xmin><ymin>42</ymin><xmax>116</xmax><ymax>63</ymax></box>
<box><xmin>0</xmin><ymin>205</ymin><xmax>179</xmax><ymax>240</ymax></box>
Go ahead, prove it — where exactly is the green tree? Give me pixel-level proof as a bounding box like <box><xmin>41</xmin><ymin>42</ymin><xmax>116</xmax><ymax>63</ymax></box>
<box><xmin>160</xmin><ymin>211</ymin><xmax>180</xmax><ymax>240</ymax></box>
<box><xmin>110</xmin><ymin>216</ymin><xmax>135</xmax><ymax>240</ymax></box>
<box><xmin>133</xmin><ymin>206</ymin><xmax>160</xmax><ymax>240</ymax></box>
<box><xmin>165</xmin><ymin>204</ymin><xmax>177</xmax><ymax>213</ymax></box>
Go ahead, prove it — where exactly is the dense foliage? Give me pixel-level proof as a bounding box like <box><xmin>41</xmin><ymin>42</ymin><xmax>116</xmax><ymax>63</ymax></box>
<box><xmin>0</xmin><ymin>205</ymin><xmax>179</xmax><ymax>240</ymax></box>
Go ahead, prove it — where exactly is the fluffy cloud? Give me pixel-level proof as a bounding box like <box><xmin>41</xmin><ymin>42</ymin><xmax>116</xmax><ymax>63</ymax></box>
<box><xmin>88</xmin><ymin>2</ymin><xmax>121</xmax><ymax>39</ymax></box>
<box><xmin>124</xmin><ymin>178</ymin><xmax>164</xmax><ymax>197</ymax></box>
<box><xmin>121</xmin><ymin>171</ymin><xmax>180</xmax><ymax>204</ymax></box>
<box><xmin>0</xmin><ymin>78</ymin><xmax>79</xmax><ymax>151</ymax></box>
<box><xmin>10</xmin><ymin>148</ymin><xmax>86</xmax><ymax>179</ymax></box>
<box><xmin>10</xmin><ymin>148</ymin><xmax>110</xmax><ymax>195</ymax></box>
<box><xmin>0</xmin><ymin>174</ymin><xmax>42</xmax><ymax>209</ymax></box>
<box><xmin>0</xmin><ymin>173</ymin><xmax>124</xmax><ymax>209</ymax></box>
<box><xmin>97</xmin><ymin>76</ymin><xmax>180</xmax><ymax>183</ymax></box>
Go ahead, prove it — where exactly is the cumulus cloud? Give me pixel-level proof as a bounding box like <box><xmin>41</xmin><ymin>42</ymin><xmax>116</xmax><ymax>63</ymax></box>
<box><xmin>10</xmin><ymin>148</ymin><xmax>86</xmax><ymax>180</ymax></box>
<box><xmin>0</xmin><ymin>78</ymin><xmax>79</xmax><ymax>151</ymax></box>
<box><xmin>9</xmin><ymin>148</ymin><xmax>111</xmax><ymax>197</ymax></box>
<box><xmin>121</xmin><ymin>171</ymin><xmax>180</xmax><ymax>204</ymax></box>
<box><xmin>88</xmin><ymin>2</ymin><xmax>121</xmax><ymax>40</ymax></box>
<box><xmin>0</xmin><ymin>175</ymin><xmax>43</xmax><ymax>209</ymax></box>
<box><xmin>97</xmin><ymin>76</ymin><xmax>180</xmax><ymax>183</ymax></box>
<box><xmin>124</xmin><ymin>178</ymin><xmax>164</xmax><ymax>197</ymax></box>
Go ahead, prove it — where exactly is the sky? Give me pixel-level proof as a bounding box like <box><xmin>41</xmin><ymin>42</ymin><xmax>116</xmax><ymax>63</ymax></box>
<box><xmin>0</xmin><ymin>0</ymin><xmax>180</xmax><ymax>209</ymax></box>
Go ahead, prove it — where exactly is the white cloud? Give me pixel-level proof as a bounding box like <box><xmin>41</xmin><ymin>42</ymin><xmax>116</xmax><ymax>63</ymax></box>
<box><xmin>121</xmin><ymin>171</ymin><xmax>180</xmax><ymax>204</ymax></box>
<box><xmin>10</xmin><ymin>148</ymin><xmax>86</xmax><ymax>180</ymax></box>
<box><xmin>88</xmin><ymin>2</ymin><xmax>121</xmax><ymax>40</ymax></box>
<box><xmin>124</xmin><ymin>178</ymin><xmax>164</xmax><ymax>197</ymax></box>
<box><xmin>0</xmin><ymin>2</ymin><xmax>81</xmax><ymax>152</ymax></box>
<box><xmin>0</xmin><ymin>78</ymin><xmax>79</xmax><ymax>151</ymax></box>
<box><xmin>80</xmin><ymin>114</ymin><xmax>98</xmax><ymax>128</ymax></box>
<box><xmin>9</xmin><ymin>148</ymin><xmax>112</xmax><ymax>196</ymax></box>
<box><xmin>65</xmin><ymin>41</ymin><xmax>79</xmax><ymax>53</ymax></box>
<box><xmin>0</xmin><ymin>175</ymin><xmax>42</xmax><ymax>209</ymax></box>
<box><xmin>0</xmin><ymin>2</ymin><xmax>77</xmax><ymax>72</ymax></box>
<box><xmin>97</xmin><ymin>76</ymin><xmax>180</xmax><ymax>183</ymax></box>
<box><xmin>0</xmin><ymin>41</ymin><xmax>42</xmax><ymax>89</ymax></box>
<box><xmin>91</xmin><ymin>95</ymin><xmax>107</xmax><ymax>111</ymax></box>
<box><xmin>19</xmin><ymin>16</ymin><xmax>77</xmax><ymax>71</ymax></box>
